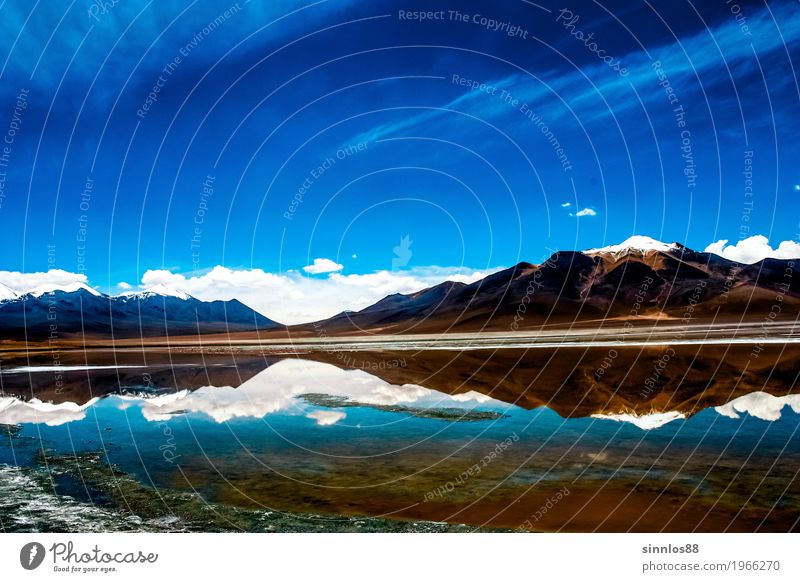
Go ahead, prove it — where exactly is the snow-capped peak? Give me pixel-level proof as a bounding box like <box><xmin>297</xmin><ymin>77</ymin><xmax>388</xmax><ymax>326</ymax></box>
<box><xmin>585</xmin><ymin>235</ymin><xmax>680</xmax><ymax>255</ymax></box>
<box><xmin>0</xmin><ymin>283</ymin><xmax>19</xmax><ymax>302</ymax></box>
<box><xmin>119</xmin><ymin>284</ymin><xmax>191</xmax><ymax>300</ymax></box>
<box><xmin>591</xmin><ymin>410</ymin><xmax>686</xmax><ymax>430</ymax></box>
<box><xmin>27</xmin><ymin>282</ymin><xmax>103</xmax><ymax>297</ymax></box>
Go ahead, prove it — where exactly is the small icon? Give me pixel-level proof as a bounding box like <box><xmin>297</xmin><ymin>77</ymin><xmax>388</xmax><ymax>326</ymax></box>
<box><xmin>20</xmin><ymin>542</ymin><xmax>46</xmax><ymax>570</ymax></box>
<box><xmin>392</xmin><ymin>235</ymin><xmax>413</xmax><ymax>270</ymax></box>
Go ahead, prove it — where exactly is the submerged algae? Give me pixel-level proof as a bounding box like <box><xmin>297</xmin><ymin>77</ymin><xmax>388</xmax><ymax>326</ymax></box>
<box><xmin>1</xmin><ymin>451</ymin><xmax>498</xmax><ymax>532</ymax></box>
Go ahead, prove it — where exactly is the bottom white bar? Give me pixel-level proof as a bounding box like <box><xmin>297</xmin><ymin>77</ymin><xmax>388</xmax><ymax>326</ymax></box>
<box><xmin>1</xmin><ymin>533</ymin><xmax>796</xmax><ymax>581</ymax></box>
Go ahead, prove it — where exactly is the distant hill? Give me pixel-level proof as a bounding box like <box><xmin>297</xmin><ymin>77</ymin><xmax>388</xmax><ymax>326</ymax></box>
<box><xmin>0</xmin><ymin>284</ymin><xmax>281</xmax><ymax>340</ymax></box>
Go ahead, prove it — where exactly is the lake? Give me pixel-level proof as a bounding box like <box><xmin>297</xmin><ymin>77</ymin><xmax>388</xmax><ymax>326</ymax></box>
<box><xmin>1</xmin><ymin>349</ymin><xmax>799</xmax><ymax>532</ymax></box>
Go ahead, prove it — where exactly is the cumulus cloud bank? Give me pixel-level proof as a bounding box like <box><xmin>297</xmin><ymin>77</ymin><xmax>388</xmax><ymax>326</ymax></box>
<box><xmin>0</xmin><ymin>269</ymin><xmax>88</xmax><ymax>293</ymax></box>
<box><xmin>704</xmin><ymin>235</ymin><xmax>800</xmax><ymax>264</ymax></box>
<box><xmin>9</xmin><ymin>233</ymin><xmax>796</xmax><ymax>325</ymax></box>
<box><xmin>137</xmin><ymin>264</ymin><xmax>499</xmax><ymax>324</ymax></box>
<box><xmin>0</xmin><ymin>263</ymin><xmax>499</xmax><ymax>324</ymax></box>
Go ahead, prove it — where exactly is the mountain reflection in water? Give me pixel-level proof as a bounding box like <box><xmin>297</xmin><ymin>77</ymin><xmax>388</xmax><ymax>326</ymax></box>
<box><xmin>1</xmin><ymin>348</ymin><xmax>799</xmax><ymax>532</ymax></box>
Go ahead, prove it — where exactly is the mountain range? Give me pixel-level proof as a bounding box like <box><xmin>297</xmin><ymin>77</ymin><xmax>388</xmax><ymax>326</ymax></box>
<box><xmin>1</xmin><ymin>236</ymin><xmax>798</xmax><ymax>340</ymax></box>
<box><xmin>0</xmin><ymin>282</ymin><xmax>279</xmax><ymax>340</ymax></box>
<box><xmin>296</xmin><ymin>236</ymin><xmax>799</xmax><ymax>335</ymax></box>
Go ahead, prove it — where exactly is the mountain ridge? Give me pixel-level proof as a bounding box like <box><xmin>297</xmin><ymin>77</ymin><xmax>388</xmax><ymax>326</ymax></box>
<box><xmin>1</xmin><ymin>237</ymin><xmax>798</xmax><ymax>340</ymax></box>
<box><xmin>292</xmin><ymin>239</ymin><xmax>799</xmax><ymax>335</ymax></box>
<box><xmin>0</xmin><ymin>286</ymin><xmax>282</xmax><ymax>340</ymax></box>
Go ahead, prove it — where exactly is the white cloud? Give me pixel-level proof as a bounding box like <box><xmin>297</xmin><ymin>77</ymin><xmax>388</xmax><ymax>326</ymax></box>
<box><xmin>704</xmin><ymin>235</ymin><xmax>800</xmax><ymax>264</ymax></box>
<box><xmin>715</xmin><ymin>392</ymin><xmax>800</xmax><ymax>421</ymax></box>
<box><xmin>574</xmin><ymin>208</ymin><xmax>597</xmax><ymax>217</ymax></box>
<box><xmin>0</xmin><ymin>397</ymin><xmax>98</xmax><ymax>426</ymax></box>
<box><xmin>128</xmin><ymin>359</ymin><xmax>501</xmax><ymax>424</ymax></box>
<box><xmin>141</xmin><ymin>269</ymin><xmax>187</xmax><ymax>289</ymax></box>
<box><xmin>135</xmin><ymin>264</ymin><xmax>499</xmax><ymax>325</ymax></box>
<box><xmin>116</xmin><ymin>281</ymin><xmax>132</xmax><ymax>290</ymax></box>
<box><xmin>306</xmin><ymin>410</ymin><xmax>346</xmax><ymax>426</ymax></box>
<box><xmin>303</xmin><ymin>258</ymin><xmax>344</xmax><ymax>274</ymax></box>
<box><xmin>0</xmin><ymin>269</ymin><xmax>88</xmax><ymax>294</ymax></box>
<box><xmin>4</xmin><ymin>360</ymin><xmax>508</xmax><ymax>426</ymax></box>
<box><xmin>561</xmin><ymin>202</ymin><xmax>571</xmax><ymax>207</ymax></box>
<box><xmin>0</xmin><ymin>264</ymin><xmax>501</xmax><ymax>325</ymax></box>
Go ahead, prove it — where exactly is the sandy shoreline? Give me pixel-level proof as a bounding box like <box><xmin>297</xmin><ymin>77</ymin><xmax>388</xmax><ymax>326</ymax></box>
<box><xmin>2</xmin><ymin>320</ymin><xmax>797</xmax><ymax>354</ymax></box>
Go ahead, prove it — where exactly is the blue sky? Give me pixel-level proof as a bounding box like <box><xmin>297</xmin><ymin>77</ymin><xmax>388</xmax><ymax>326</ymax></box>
<box><xmin>0</xmin><ymin>0</ymin><xmax>798</xmax><ymax>321</ymax></box>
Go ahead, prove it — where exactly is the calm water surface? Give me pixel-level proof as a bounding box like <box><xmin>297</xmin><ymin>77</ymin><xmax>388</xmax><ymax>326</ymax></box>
<box><xmin>1</xmin><ymin>356</ymin><xmax>799</xmax><ymax>532</ymax></box>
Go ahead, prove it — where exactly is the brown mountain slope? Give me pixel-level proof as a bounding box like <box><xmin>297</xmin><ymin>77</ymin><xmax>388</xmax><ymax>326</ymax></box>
<box><xmin>294</xmin><ymin>241</ymin><xmax>799</xmax><ymax>335</ymax></box>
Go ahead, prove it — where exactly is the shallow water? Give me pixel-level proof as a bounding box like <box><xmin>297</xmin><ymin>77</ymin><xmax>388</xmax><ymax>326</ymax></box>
<box><xmin>1</xmin><ymin>355</ymin><xmax>799</xmax><ymax>532</ymax></box>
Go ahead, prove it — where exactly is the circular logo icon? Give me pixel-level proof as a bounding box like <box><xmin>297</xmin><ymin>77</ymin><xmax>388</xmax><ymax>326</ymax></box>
<box><xmin>20</xmin><ymin>542</ymin><xmax>46</xmax><ymax>570</ymax></box>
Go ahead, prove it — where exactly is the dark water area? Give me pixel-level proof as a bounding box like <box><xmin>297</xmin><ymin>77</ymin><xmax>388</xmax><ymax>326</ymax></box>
<box><xmin>1</xmin><ymin>355</ymin><xmax>799</xmax><ymax>532</ymax></box>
